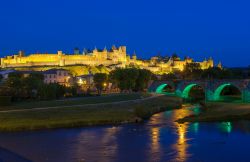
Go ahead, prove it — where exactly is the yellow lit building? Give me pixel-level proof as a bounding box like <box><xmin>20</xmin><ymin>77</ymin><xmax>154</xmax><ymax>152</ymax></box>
<box><xmin>0</xmin><ymin>46</ymin><xmax>215</xmax><ymax>74</ymax></box>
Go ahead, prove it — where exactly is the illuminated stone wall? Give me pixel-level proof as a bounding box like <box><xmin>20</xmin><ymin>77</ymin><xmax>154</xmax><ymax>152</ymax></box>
<box><xmin>0</xmin><ymin>46</ymin><xmax>214</xmax><ymax>74</ymax></box>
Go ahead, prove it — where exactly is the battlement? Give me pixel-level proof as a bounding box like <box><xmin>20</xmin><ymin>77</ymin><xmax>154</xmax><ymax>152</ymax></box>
<box><xmin>0</xmin><ymin>46</ymin><xmax>215</xmax><ymax>74</ymax></box>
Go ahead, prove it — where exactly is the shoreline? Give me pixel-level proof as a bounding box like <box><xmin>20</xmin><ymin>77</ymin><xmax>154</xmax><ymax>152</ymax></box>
<box><xmin>177</xmin><ymin>102</ymin><xmax>250</xmax><ymax>123</ymax></box>
<box><xmin>0</xmin><ymin>95</ymin><xmax>182</xmax><ymax>132</ymax></box>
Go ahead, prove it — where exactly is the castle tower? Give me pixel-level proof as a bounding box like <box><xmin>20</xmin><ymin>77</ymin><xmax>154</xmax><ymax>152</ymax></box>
<box><xmin>0</xmin><ymin>58</ymin><xmax>4</xmax><ymax>67</ymax></box>
<box><xmin>120</xmin><ymin>46</ymin><xmax>126</xmax><ymax>53</ymax></box>
<box><xmin>208</xmin><ymin>57</ymin><xmax>214</xmax><ymax>67</ymax></box>
<box><xmin>103</xmin><ymin>46</ymin><xmax>107</xmax><ymax>52</ymax></box>
<box><xmin>18</xmin><ymin>50</ymin><xmax>25</xmax><ymax>57</ymax></box>
<box><xmin>112</xmin><ymin>45</ymin><xmax>117</xmax><ymax>51</ymax></box>
<box><xmin>83</xmin><ymin>48</ymin><xmax>87</xmax><ymax>55</ymax></box>
<box><xmin>132</xmin><ymin>51</ymin><xmax>137</xmax><ymax>60</ymax></box>
<box><xmin>92</xmin><ymin>47</ymin><xmax>97</xmax><ymax>57</ymax></box>
<box><xmin>102</xmin><ymin>47</ymin><xmax>108</xmax><ymax>60</ymax></box>
<box><xmin>57</xmin><ymin>51</ymin><xmax>65</xmax><ymax>66</ymax></box>
<box><xmin>118</xmin><ymin>46</ymin><xmax>127</xmax><ymax>62</ymax></box>
<box><xmin>57</xmin><ymin>51</ymin><xmax>63</xmax><ymax>56</ymax></box>
<box><xmin>217</xmin><ymin>61</ymin><xmax>222</xmax><ymax>69</ymax></box>
<box><xmin>74</xmin><ymin>48</ymin><xmax>80</xmax><ymax>55</ymax></box>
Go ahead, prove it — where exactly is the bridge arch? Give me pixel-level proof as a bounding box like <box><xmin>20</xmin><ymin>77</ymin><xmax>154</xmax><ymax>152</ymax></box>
<box><xmin>213</xmin><ymin>83</ymin><xmax>242</xmax><ymax>101</ymax></box>
<box><xmin>181</xmin><ymin>83</ymin><xmax>205</xmax><ymax>99</ymax></box>
<box><xmin>155</xmin><ymin>83</ymin><xmax>174</xmax><ymax>94</ymax></box>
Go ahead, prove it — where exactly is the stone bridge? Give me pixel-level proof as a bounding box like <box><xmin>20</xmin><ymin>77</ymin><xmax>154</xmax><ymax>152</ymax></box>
<box><xmin>148</xmin><ymin>79</ymin><xmax>250</xmax><ymax>102</ymax></box>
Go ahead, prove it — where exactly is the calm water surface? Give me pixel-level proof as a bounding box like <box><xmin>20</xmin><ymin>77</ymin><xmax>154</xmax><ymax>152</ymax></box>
<box><xmin>1</xmin><ymin>105</ymin><xmax>250</xmax><ymax>162</ymax></box>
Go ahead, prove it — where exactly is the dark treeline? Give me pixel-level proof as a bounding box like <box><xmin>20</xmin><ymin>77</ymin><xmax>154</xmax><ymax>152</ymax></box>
<box><xmin>93</xmin><ymin>68</ymin><xmax>152</xmax><ymax>94</ymax></box>
<box><xmin>110</xmin><ymin>68</ymin><xmax>152</xmax><ymax>92</ymax></box>
<box><xmin>0</xmin><ymin>68</ymin><xmax>153</xmax><ymax>103</ymax></box>
<box><xmin>0</xmin><ymin>64</ymin><xmax>249</xmax><ymax>103</ymax></box>
<box><xmin>161</xmin><ymin>63</ymin><xmax>250</xmax><ymax>80</ymax></box>
<box><xmin>0</xmin><ymin>72</ymin><xmax>76</xmax><ymax>102</ymax></box>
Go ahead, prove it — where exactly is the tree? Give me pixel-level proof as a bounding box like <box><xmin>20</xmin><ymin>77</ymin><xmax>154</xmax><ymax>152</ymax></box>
<box><xmin>22</xmin><ymin>73</ymin><xmax>44</xmax><ymax>98</ymax></box>
<box><xmin>134</xmin><ymin>69</ymin><xmax>152</xmax><ymax>91</ymax></box>
<box><xmin>110</xmin><ymin>68</ymin><xmax>151</xmax><ymax>92</ymax></box>
<box><xmin>93</xmin><ymin>73</ymin><xmax>108</xmax><ymax>95</ymax></box>
<box><xmin>201</xmin><ymin>67</ymin><xmax>233</xmax><ymax>79</ymax></box>
<box><xmin>38</xmin><ymin>83</ymin><xmax>65</xmax><ymax>100</ymax></box>
<box><xmin>183</xmin><ymin>63</ymin><xmax>202</xmax><ymax>79</ymax></box>
<box><xmin>161</xmin><ymin>73</ymin><xmax>177</xmax><ymax>80</ymax></box>
<box><xmin>201</xmin><ymin>67</ymin><xmax>220</xmax><ymax>79</ymax></box>
<box><xmin>4</xmin><ymin>72</ymin><xmax>24</xmax><ymax>101</ymax></box>
<box><xmin>172</xmin><ymin>53</ymin><xmax>179</xmax><ymax>61</ymax></box>
<box><xmin>0</xmin><ymin>74</ymin><xmax>3</xmax><ymax>82</ymax></box>
<box><xmin>110</xmin><ymin>68</ymin><xmax>139</xmax><ymax>92</ymax></box>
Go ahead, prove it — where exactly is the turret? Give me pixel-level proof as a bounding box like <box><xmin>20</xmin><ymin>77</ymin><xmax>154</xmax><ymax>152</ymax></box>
<box><xmin>93</xmin><ymin>47</ymin><xmax>98</xmax><ymax>53</ymax></box>
<box><xmin>58</xmin><ymin>51</ymin><xmax>65</xmax><ymax>66</ymax></box>
<box><xmin>102</xmin><ymin>47</ymin><xmax>108</xmax><ymax>59</ymax></box>
<box><xmin>103</xmin><ymin>46</ymin><xmax>107</xmax><ymax>53</ymax></box>
<box><xmin>83</xmin><ymin>48</ymin><xmax>87</xmax><ymax>55</ymax></box>
<box><xmin>0</xmin><ymin>58</ymin><xmax>4</xmax><ymax>66</ymax></box>
<box><xmin>57</xmin><ymin>51</ymin><xmax>63</xmax><ymax>56</ymax></box>
<box><xmin>74</xmin><ymin>47</ymin><xmax>80</xmax><ymax>55</ymax></box>
<box><xmin>120</xmin><ymin>46</ymin><xmax>126</xmax><ymax>53</ymax></box>
<box><xmin>208</xmin><ymin>57</ymin><xmax>214</xmax><ymax>67</ymax></box>
<box><xmin>112</xmin><ymin>45</ymin><xmax>117</xmax><ymax>51</ymax></box>
<box><xmin>92</xmin><ymin>47</ymin><xmax>99</xmax><ymax>58</ymax></box>
<box><xmin>132</xmin><ymin>51</ymin><xmax>137</xmax><ymax>60</ymax></box>
<box><xmin>18</xmin><ymin>50</ymin><xmax>25</xmax><ymax>57</ymax></box>
<box><xmin>217</xmin><ymin>61</ymin><xmax>222</xmax><ymax>69</ymax></box>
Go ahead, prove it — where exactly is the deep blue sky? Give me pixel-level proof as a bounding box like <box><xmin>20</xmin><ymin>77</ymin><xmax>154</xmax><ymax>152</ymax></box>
<box><xmin>0</xmin><ymin>0</ymin><xmax>249</xmax><ymax>67</ymax></box>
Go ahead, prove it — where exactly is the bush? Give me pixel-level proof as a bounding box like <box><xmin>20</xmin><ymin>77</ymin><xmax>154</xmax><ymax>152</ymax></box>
<box><xmin>0</xmin><ymin>96</ymin><xmax>12</xmax><ymax>106</ymax></box>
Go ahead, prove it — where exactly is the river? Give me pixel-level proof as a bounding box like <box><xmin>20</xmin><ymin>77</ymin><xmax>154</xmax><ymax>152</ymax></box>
<box><xmin>0</xmin><ymin>104</ymin><xmax>250</xmax><ymax>162</ymax></box>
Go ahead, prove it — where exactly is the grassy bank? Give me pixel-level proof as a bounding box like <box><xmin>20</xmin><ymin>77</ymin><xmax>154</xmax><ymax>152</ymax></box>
<box><xmin>0</xmin><ymin>95</ymin><xmax>182</xmax><ymax>131</ymax></box>
<box><xmin>178</xmin><ymin>102</ymin><xmax>250</xmax><ymax>123</ymax></box>
<box><xmin>0</xmin><ymin>93</ymin><xmax>150</xmax><ymax>111</ymax></box>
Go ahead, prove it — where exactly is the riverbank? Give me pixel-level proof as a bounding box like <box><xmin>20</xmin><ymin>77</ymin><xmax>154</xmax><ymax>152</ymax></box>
<box><xmin>0</xmin><ymin>95</ymin><xmax>182</xmax><ymax>131</ymax></box>
<box><xmin>178</xmin><ymin>102</ymin><xmax>250</xmax><ymax>123</ymax></box>
<box><xmin>0</xmin><ymin>93</ymin><xmax>151</xmax><ymax>111</ymax></box>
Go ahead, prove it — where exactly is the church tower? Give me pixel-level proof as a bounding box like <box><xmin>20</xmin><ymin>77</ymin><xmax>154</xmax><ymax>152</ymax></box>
<box><xmin>208</xmin><ymin>57</ymin><xmax>214</xmax><ymax>67</ymax></box>
<box><xmin>217</xmin><ymin>61</ymin><xmax>222</xmax><ymax>69</ymax></box>
<box><xmin>74</xmin><ymin>48</ymin><xmax>80</xmax><ymax>55</ymax></box>
<box><xmin>132</xmin><ymin>51</ymin><xmax>137</xmax><ymax>60</ymax></box>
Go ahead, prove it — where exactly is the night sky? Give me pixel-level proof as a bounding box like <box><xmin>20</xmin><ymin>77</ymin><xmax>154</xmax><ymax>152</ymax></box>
<box><xmin>0</xmin><ymin>0</ymin><xmax>249</xmax><ymax>67</ymax></box>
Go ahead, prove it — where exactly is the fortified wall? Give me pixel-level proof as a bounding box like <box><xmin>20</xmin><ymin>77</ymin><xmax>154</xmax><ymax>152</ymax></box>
<box><xmin>0</xmin><ymin>46</ymin><xmax>216</xmax><ymax>74</ymax></box>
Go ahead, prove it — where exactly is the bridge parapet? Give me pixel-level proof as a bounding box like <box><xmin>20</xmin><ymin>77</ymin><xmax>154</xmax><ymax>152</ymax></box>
<box><xmin>149</xmin><ymin>79</ymin><xmax>250</xmax><ymax>103</ymax></box>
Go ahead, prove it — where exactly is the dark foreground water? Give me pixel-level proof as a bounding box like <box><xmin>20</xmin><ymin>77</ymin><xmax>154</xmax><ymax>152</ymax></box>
<box><xmin>1</xmin><ymin>105</ymin><xmax>250</xmax><ymax>162</ymax></box>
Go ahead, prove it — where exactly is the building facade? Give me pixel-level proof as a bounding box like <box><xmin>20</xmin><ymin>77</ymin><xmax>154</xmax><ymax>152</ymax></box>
<box><xmin>43</xmin><ymin>69</ymin><xmax>73</xmax><ymax>86</ymax></box>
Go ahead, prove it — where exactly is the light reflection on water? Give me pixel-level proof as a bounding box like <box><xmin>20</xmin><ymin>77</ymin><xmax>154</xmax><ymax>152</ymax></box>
<box><xmin>0</xmin><ymin>105</ymin><xmax>250</xmax><ymax>162</ymax></box>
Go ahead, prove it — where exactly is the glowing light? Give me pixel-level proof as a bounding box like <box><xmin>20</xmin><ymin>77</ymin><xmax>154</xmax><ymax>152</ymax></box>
<box><xmin>103</xmin><ymin>82</ymin><xmax>107</xmax><ymax>87</ymax></box>
<box><xmin>151</xmin><ymin>127</ymin><xmax>160</xmax><ymax>149</ymax></box>
<box><xmin>155</xmin><ymin>83</ymin><xmax>167</xmax><ymax>93</ymax></box>
<box><xmin>191</xmin><ymin>122</ymin><xmax>199</xmax><ymax>133</ymax></box>
<box><xmin>243</xmin><ymin>90</ymin><xmax>250</xmax><ymax>102</ymax></box>
<box><xmin>213</xmin><ymin>83</ymin><xmax>231</xmax><ymax>100</ymax></box>
<box><xmin>172</xmin><ymin>109</ymin><xmax>190</xmax><ymax>161</ymax></box>
<box><xmin>219</xmin><ymin>122</ymin><xmax>232</xmax><ymax>133</ymax></box>
<box><xmin>182</xmin><ymin>83</ymin><xmax>197</xmax><ymax>98</ymax></box>
<box><xmin>77</xmin><ymin>78</ymin><xmax>83</xmax><ymax>85</ymax></box>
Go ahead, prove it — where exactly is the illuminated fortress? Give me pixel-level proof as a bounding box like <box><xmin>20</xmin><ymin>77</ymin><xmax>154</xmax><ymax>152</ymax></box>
<box><xmin>0</xmin><ymin>46</ymin><xmax>216</xmax><ymax>74</ymax></box>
